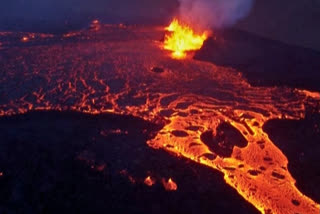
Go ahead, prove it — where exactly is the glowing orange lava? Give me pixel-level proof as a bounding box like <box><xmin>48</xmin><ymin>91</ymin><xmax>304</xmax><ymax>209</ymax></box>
<box><xmin>144</xmin><ymin>176</ymin><xmax>155</xmax><ymax>187</ymax></box>
<box><xmin>164</xmin><ymin>19</ymin><xmax>209</xmax><ymax>59</ymax></box>
<box><xmin>162</xmin><ymin>178</ymin><xmax>178</xmax><ymax>191</ymax></box>
<box><xmin>0</xmin><ymin>25</ymin><xmax>319</xmax><ymax>214</ymax></box>
<box><xmin>21</xmin><ymin>36</ymin><xmax>29</xmax><ymax>42</ymax></box>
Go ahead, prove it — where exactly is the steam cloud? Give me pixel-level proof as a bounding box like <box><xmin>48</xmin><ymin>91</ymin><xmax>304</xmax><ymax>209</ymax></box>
<box><xmin>177</xmin><ymin>0</ymin><xmax>254</xmax><ymax>29</ymax></box>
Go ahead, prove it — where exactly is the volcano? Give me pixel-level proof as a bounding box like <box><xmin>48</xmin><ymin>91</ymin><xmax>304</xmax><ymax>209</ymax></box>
<box><xmin>0</xmin><ymin>22</ymin><xmax>319</xmax><ymax>214</ymax></box>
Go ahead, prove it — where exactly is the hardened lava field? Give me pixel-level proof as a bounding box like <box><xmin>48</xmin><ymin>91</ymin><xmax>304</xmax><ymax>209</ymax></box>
<box><xmin>0</xmin><ymin>24</ymin><xmax>319</xmax><ymax>214</ymax></box>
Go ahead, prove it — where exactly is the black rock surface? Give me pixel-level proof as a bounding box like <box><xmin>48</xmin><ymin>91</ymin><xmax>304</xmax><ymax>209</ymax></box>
<box><xmin>195</xmin><ymin>29</ymin><xmax>320</xmax><ymax>91</ymax></box>
<box><xmin>263</xmin><ymin>113</ymin><xmax>320</xmax><ymax>203</ymax></box>
<box><xmin>0</xmin><ymin>111</ymin><xmax>260</xmax><ymax>214</ymax></box>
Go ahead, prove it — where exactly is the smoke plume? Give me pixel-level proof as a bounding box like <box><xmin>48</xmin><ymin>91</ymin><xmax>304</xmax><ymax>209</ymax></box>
<box><xmin>177</xmin><ymin>0</ymin><xmax>254</xmax><ymax>29</ymax></box>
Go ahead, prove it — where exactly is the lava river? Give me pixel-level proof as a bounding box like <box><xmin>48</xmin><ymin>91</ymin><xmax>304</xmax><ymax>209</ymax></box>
<box><xmin>0</xmin><ymin>24</ymin><xmax>319</xmax><ymax>214</ymax></box>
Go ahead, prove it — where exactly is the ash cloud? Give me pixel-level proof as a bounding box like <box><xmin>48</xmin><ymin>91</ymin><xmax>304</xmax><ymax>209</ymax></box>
<box><xmin>177</xmin><ymin>0</ymin><xmax>254</xmax><ymax>29</ymax></box>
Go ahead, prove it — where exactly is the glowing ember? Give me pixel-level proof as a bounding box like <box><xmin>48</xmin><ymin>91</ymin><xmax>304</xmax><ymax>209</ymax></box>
<box><xmin>164</xmin><ymin>19</ymin><xmax>209</xmax><ymax>59</ymax></box>
<box><xmin>162</xmin><ymin>178</ymin><xmax>178</xmax><ymax>191</ymax></box>
<box><xmin>21</xmin><ymin>36</ymin><xmax>29</xmax><ymax>42</ymax></box>
<box><xmin>144</xmin><ymin>176</ymin><xmax>155</xmax><ymax>186</ymax></box>
<box><xmin>120</xmin><ymin>170</ymin><xmax>136</xmax><ymax>184</ymax></box>
<box><xmin>90</xmin><ymin>19</ymin><xmax>101</xmax><ymax>31</ymax></box>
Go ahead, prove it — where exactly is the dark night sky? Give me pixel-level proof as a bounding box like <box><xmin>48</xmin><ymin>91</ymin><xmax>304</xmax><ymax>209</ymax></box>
<box><xmin>0</xmin><ymin>0</ymin><xmax>178</xmax><ymax>29</ymax></box>
<box><xmin>0</xmin><ymin>0</ymin><xmax>319</xmax><ymax>50</ymax></box>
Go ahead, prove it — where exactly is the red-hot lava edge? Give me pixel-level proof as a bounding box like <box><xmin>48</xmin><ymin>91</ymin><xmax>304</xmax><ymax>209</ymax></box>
<box><xmin>0</xmin><ymin>24</ymin><xmax>320</xmax><ymax>214</ymax></box>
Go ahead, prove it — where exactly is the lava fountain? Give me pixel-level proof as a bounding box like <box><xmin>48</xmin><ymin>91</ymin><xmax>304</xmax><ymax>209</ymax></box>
<box><xmin>164</xmin><ymin>19</ymin><xmax>209</xmax><ymax>59</ymax></box>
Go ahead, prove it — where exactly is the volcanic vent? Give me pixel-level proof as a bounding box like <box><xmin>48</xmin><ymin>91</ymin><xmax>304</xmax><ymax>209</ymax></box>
<box><xmin>164</xmin><ymin>19</ymin><xmax>209</xmax><ymax>59</ymax></box>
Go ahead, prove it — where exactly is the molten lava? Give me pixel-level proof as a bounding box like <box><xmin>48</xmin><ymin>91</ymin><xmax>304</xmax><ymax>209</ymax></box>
<box><xmin>144</xmin><ymin>176</ymin><xmax>155</xmax><ymax>187</ymax></box>
<box><xmin>162</xmin><ymin>178</ymin><xmax>178</xmax><ymax>191</ymax></box>
<box><xmin>0</xmin><ymin>24</ymin><xmax>320</xmax><ymax>214</ymax></box>
<box><xmin>164</xmin><ymin>19</ymin><xmax>208</xmax><ymax>59</ymax></box>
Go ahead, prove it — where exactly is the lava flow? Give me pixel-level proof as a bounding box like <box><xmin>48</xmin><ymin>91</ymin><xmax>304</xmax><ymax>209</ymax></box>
<box><xmin>164</xmin><ymin>19</ymin><xmax>209</xmax><ymax>59</ymax></box>
<box><xmin>0</xmin><ymin>23</ymin><xmax>320</xmax><ymax>214</ymax></box>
